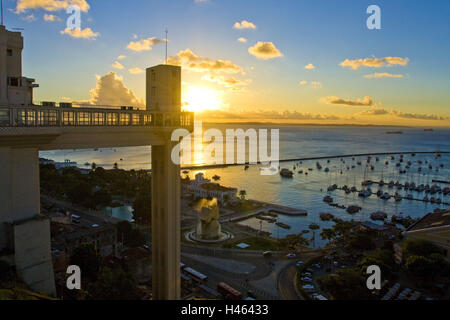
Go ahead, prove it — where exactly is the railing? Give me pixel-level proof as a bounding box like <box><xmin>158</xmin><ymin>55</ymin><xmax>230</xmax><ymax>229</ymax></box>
<box><xmin>0</xmin><ymin>105</ymin><xmax>194</xmax><ymax>129</ymax></box>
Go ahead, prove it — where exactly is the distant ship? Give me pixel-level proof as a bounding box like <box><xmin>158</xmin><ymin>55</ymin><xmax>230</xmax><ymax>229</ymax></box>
<box><xmin>424</xmin><ymin>128</ymin><xmax>434</xmax><ymax>132</ymax></box>
<box><xmin>386</xmin><ymin>131</ymin><xmax>403</xmax><ymax>134</ymax></box>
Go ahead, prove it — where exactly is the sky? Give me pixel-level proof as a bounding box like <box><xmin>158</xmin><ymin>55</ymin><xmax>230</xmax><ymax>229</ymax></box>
<box><xmin>3</xmin><ymin>0</ymin><xmax>450</xmax><ymax>126</ymax></box>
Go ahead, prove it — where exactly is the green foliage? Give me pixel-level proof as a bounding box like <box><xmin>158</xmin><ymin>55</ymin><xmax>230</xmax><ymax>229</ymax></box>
<box><xmin>239</xmin><ymin>189</ymin><xmax>247</xmax><ymax>200</ymax></box>
<box><xmin>70</xmin><ymin>243</ymin><xmax>102</xmax><ymax>280</ymax></box>
<box><xmin>116</xmin><ymin>221</ymin><xmax>146</xmax><ymax>248</ymax></box>
<box><xmin>358</xmin><ymin>249</ymin><xmax>397</xmax><ymax>277</ymax></box>
<box><xmin>87</xmin><ymin>267</ymin><xmax>140</xmax><ymax>300</ymax></box>
<box><xmin>279</xmin><ymin>234</ymin><xmax>310</xmax><ymax>248</ymax></box>
<box><xmin>349</xmin><ymin>233</ymin><xmax>376</xmax><ymax>251</ymax></box>
<box><xmin>316</xmin><ymin>267</ymin><xmax>373</xmax><ymax>300</ymax></box>
<box><xmin>402</xmin><ymin>238</ymin><xmax>443</xmax><ymax>259</ymax></box>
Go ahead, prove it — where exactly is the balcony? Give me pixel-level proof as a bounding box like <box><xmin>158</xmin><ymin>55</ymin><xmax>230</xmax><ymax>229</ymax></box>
<box><xmin>0</xmin><ymin>105</ymin><xmax>194</xmax><ymax>130</ymax></box>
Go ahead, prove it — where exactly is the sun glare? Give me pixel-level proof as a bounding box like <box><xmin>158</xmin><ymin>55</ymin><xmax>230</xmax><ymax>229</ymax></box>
<box><xmin>183</xmin><ymin>86</ymin><xmax>222</xmax><ymax>112</ymax></box>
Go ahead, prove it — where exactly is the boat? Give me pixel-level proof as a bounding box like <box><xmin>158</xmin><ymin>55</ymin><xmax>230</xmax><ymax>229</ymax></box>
<box><xmin>320</xmin><ymin>213</ymin><xmax>334</xmax><ymax>221</ymax></box>
<box><xmin>275</xmin><ymin>222</ymin><xmax>291</xmax><ymax>229</ymax></box>
<box><xmin>280</xmin><ymin>168</ymin><xmax>293</xmax><ymax>178</ymax></box>
<box><xmin>370</xmin><ymin>211</ymin><xmax>387</xmax><ymax>221</ymax></box>
<box><xmin>358</xmin><ymin>189</ymin><xmax>371</xmax><ymax>198</ymax></box>
<box><xmin>346</xmin><ymin>205</ymin><xmax>362</xmax><ymax>214</ymax></box>
<box><xmin>394</xmin><ymin>194</ymin><xmax>402</xmax><ymax>202</ymax></box>
<box><xmin>324</xmin><ymin>167</ymin><xmax>330</xmax><ymax>172</ymax></box>
<box><xmin>424</xmin><ymin>128</ymin><xmax>433</xmax><ymax>132</ymax></box>
<box><xmin>316</xmin><ymin>162</ymin><xmax>322</xmax><ymax>170</ymax></box>
<box><xmin>380</xmin><ymin>193</ymin><xmax>391</xmax><ymax>200</ymax></box>
<box><xmin>323</xmin><ymin>196</ymin><xmax>333</xmax><ymax>203</ymax></box>
<box><xmin>309</xmin><ymin>223</ymin><xmax>320</xmax><ymax>230</ymax></box>
<box><xmin>386</xmin><ymin>131</ymin><xmax>403</xmax><ymax>134</ymax></box>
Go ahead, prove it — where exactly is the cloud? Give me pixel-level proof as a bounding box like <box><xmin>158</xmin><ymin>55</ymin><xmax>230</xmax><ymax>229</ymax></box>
<box><xmin>248</xmin><ymin>41</ymin><xmax>283</xmax><ymax>60</ymax></box>
<box><xmin>361</xmin><ymin>108</ymin><xmax>389</xmax><ymax>115</ymax></box>
<box><xmin>44</xmin><ymin>13</ymin><xmax>61</xmax><ymax>21</ymax></box>
<box><xmin>194</xmin><ymin>0</ymin><xmax>210</xmax><ymax>3</ymax></box>
<box><xmin>111</xmin><ymin>61</ymin><xmax>124</xmax><ymax>69</ymax></box>
<box><xmin>237</xmin><ymin>37</ymin><xmax>247</xmax><ymax>43</ymax></box>
<box><xmin>233</xmin><ymin>20</ymin><xmax>256</xmax><ymax>30</ymax></box>
<box><xmin>168</xmin><ymin>49</ymin><xmax>242</xmax><ymax>74</ymax></box>
<box><xmin>117</xmin><ymin>55</ymin><xmax>126</xmax><ymax>60</ymax></box>
<box><xmin>391</xmin><ymin>110</ymin><xmax>448</xmax><ymax>121</ymax></box>
<box><xmin>320</xmin><ymin>95</ymin><xmax>374</xmax><ymax>107</ymax></box>
<box><xmin>196</xmin><ymin>109</ymin><xmax>341</xmax><ymax>121</ymax></box>
<box><xmin>88</xmin><ymin>72</ymin><xmax>144</xmax><ymax>107</ymax></box>
<box><xmin>298</xmin><ymin>80</ymin><xmax>322</xmax><ymax>88</ymax></box>
<box><xmin>60</xmin><ymin>27</ymin><xmax>99</xmax><ymax>40</ymax></box>
<box><xmin>128</xmin><ymin>67</ymin><xmax>144</xmax><ymax>74</ymax></box>
<box><xmin>201</xmin><ymin>74</ymin><xmax>251</xmax><ymax>89</ymax></box>
<box><xmin>22</xmin><ymin>14</ymin><xmax>36</xmax><ymax>22</ymax></box>
<box><xmin>340</xmin><ymin>57</ymin><xmax>409</xmax><ymax>70</ymax></box>
<box><xmin>127</xmin><ymin>37</ymin><xmax>166</xmax><ymax>52</ymax></box>
<box><xmin>16</xmin><ymin>0</ymin><xmax>90</xmax><ymax>13</ymax></box>
<box><xmin>304</xmin><ymin>63</ymin><xmax>315</xmax><ymax>70</ymax></box>
<box><xmin>364</xmin><ymin>72</ymin><xmax>404</xmax><ymax>79</ymax></box>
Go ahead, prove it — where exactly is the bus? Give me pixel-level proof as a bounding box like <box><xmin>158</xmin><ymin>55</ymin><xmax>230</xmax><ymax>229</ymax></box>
<box><xmin>183</xmin><ymin>267</ymin><xmax>208</xmax><ymax>283</ymax></box>
<box><xmin>217</xmin><ymin>282</ymin><xmax>242</xmax><ymax>300</ymax></box>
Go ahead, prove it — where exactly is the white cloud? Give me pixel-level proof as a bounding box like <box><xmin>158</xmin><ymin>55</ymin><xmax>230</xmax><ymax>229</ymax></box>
<box><xmin>111</xmin><ymin>61</ymin><xmax>124</xmax><ymax>69</ymax></box>
<box><xmin>117</xmin><ymin>55</ymin><xmax>126</xmax><ymax>60</ymax></box>
<box><xmin>16</xmin><ymin>0</ymin><xmax>90</xmax><ymax>13</ymax></box>
<box><xmin>168</xmin><ymin>49</ymin><xmax>243</xmax><ymax>74</ymax></box>
<box><xmin>234</xmin><ymin>20</ymin><xmax>256</xmax><ymax>30</ymax></box>
<box><xmin>128</xmin><ymin>67</ymin><xmax>144</xmax><ymax>74</ymax></box>
<box><xmin>44</xmin><ymin>13</ymin><xmax>61</xmax><ymax>21</ymax></box>
<box><xmin>340</xmin><ymin>57</ymin><xmax>409</xmax><ymax>70</ymax></box>
<box><xmin>320</xmin><ymin>95</ymin><xmax>374</xmax><ymax>107</ymax></box>
<box><xmin>304</xmin><ymin>63</ymin><xmax>315</xmax><ymax>70</ymax></box>
<box><xmin>127</xmin><ymin>37</ymin><xmax>166</xmax><ymax>52</ymax></box>
<box><xmin>60</xmin><ymin>27</ymin><xmax>99</xmax><ymax>40</ymax></box>
<box><xmin>88</xmin><ymin>72</ymin><xmax>144</xmax><ymax>107</ymax></box>
<box><xmin>248</xmin><ymin>42</ymin><xmax>283</xmax><ymax>60</ymax></box>
<box><xmin>364</xmin><ymin>72</ymin><xmax>404</xmax><ymax>79</ymax></box>
<box><xmin>237</xmin><ymin>37</ymin><xmax>247</xmax><ymax>43</ymax></box>
<box><xmin>201</xmin><ymin>74</ymin><xmax>251</xmax><ymax>89</ymax></box>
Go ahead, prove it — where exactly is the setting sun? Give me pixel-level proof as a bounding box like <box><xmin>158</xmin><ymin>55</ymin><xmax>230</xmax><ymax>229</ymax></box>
<box><xmin>183</xmin><ymin>86</ymin><xmax>223</xmax><ymax>112</ymax></box>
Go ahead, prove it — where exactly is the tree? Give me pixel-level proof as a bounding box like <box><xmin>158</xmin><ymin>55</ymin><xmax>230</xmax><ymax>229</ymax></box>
<box><xmin>116</xmin><ymin>221</ymin><xmax>146</xmax><ymax>248</ymax></box>
<box><xmin>349</xmin><ymin>233</ymin><xmax>376</xmax><ymax>251</ymax></box>
<box><xmin>113</xmin><ymin>162</ymin><xmax>119</xmax><ymax>170</ymax></box>
<box><xmin>239</xmin><ymin>190</ymin><xmax>247</xmax><ymax>201</ymax></box>
<box><xmin>402</xmin><ymin>239</ymin><xmax>443</xmax><ymax>259</ymax></box>
<box><xmin>70</xmin><ymin>243</ymin><xmax>102</xmax><ymax>281</ymax></box>
<box><xmin>91</xmin><ymin>162</ymin><xmax>97</xmax><ymax>171</ymax></box>
<box><xmin>316</xmin><ymin>268</ymin><xmax>373</xmax><ymax>300</ymax></box>
<box><xmin>91</xmin><ymin>189</ymin><xmax>112</xmax><ymax>208</ymax></box>
<box><xmin>358</xmin><ymin>249</ymin><xmax>397</xmax><ymax>278</ymax></box>
<box><xmin>133</xmin><ymin>192</ymin><xmax>151</xmax><ymax>225</ymax></box>
<box><xmin>87</xmin><ymin>267</ymin><xmax>140</xmax><ymax>300</ymax></box>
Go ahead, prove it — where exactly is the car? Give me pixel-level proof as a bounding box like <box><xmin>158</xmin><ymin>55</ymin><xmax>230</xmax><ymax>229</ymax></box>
<box><xmin>313</xmin><ymin>263</ymin><xmax>322</xmax><ymax>269</ymax></box>
<box><xmin>302</xmin><ymin>272</ymin><xmax>312</xmax><ymax>277</ymax></box>
<box><xmin>286</xmin><ymin>253</ymin><xmax>296</xmax><ymax>259</ymax></box>
<box><xmin>263</xmin><ymin>251</ymin><xmax>272</xmax><ymax>257</ymax></box>
<box><xmin>302</xmin><ymin>284</ymin><xmax>315</xmax><ymax>292</ymax></box>
<box><xmin>301</xmin><ymin>277</ymin><xmax>313</xmax><ymax>282</ymax></box>
<box><xmin>296</xmin><ymin>260</ymin><xmax>304</xmax><ymax>267</ymax></box>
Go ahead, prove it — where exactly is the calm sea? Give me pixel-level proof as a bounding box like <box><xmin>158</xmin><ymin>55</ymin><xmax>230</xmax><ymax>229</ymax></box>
<box><xmin>41</xmin><ymin>125</ymin><xmax>450</xmax><ymax>247</ymax></box>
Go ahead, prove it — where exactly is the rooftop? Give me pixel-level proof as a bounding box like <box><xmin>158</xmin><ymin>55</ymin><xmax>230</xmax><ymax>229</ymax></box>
<box><xmin>407</xmin><ymin>209</ymin><xmax>450</xmax><ymax>232</ymax></box>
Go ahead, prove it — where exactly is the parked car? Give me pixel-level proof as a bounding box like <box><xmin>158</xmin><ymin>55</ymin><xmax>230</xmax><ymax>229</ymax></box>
<box><xmin>301</xmin><ymin>277</ymin><xmax>313</xmax><ymax>282</ymax></box>
<box><xmin>302</xmin><ymin>284</ymin><xmax>315</xmax><ymax>292</ymax></box>
<box><xmin>296</xmin><ymin>260</ymin><xmax>304</xmax><ymax>267</ymax></box>
<box><xmin>286</xmin><ymin>253</ymin><xmax>296</xmax><ymax>259</ymax></box>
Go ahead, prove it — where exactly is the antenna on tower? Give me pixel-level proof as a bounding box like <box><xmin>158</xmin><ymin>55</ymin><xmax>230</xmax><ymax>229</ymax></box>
<box><xmin>165</xmin><ymin>27</ymin><xmax>168</xmax><ymax>64</ymax></box>
<box><xmin>1</xmin><ymin>0</ymin><xmax>4</xmax><ymax>26</ymax></box>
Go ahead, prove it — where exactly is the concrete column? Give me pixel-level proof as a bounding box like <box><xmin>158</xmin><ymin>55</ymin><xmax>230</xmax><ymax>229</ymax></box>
<box><xmin>0</xmin><ymin>147</ymin><xmax>56</xmax><ymax>296</ymax></box>
<box><xmin>151</xmin><ymin>139</ymin><xmax>181</xmax><ymax>300</ymax></box>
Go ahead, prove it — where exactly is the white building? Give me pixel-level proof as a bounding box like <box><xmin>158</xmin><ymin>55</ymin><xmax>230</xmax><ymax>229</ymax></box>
<box><xmin>0</xmin><ymin>25</ymin><xmax>38</xmax><ymax>106</ymax></box>
<box><xmin>181</xmin><ymin>173</ymin><xmax>237</xmax><ymax>204</ymax></box>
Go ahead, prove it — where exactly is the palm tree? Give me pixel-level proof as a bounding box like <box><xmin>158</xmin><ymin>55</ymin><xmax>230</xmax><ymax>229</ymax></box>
<box><xmin>239</xmin><ymin>190</ymin><xmax>247</xmax><ymax>201</ymax></box>
<box><xmin>91</xmin><ymin>162</ymin><xmax>97</xmax><ymax>171</ymax></box>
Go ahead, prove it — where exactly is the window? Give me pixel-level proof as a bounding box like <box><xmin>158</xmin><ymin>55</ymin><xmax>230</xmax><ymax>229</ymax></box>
<box><xmin>0</xmin><ymin>109</ymin><xmax>10</xmax><ymax>126</ymax></box>
<box><xmin>38</xmin><ymin>110</ymin><xmax>57</xmax><ymax>126</ymax></box>
<box><xmin>92</xmin><ymin>112</ymin><xmax>105</xmax><ymax>125</ymax></box>
<box><xmin>151</xmin><ymin>71</ymin><xmax>156</xmax><ymax>81</ymax></box>
<box><xmin>8</xmin><ymin>77</ymin><xmax>19</xmax><ymax>87</ymax></box>
<box><xmin>151</xmin><ymin>86</ymin><xmax>156</xmax><ymax>96</ymax></box>
<box><xmin>106</xmin><ymin>113</ymin><xmax>118</xmax><ymax>125</ymax></box>
<box><xmin>7</xmin><ymin>49</ymin><xmax>12</xmax><ymax>57</ymax></box>
<box><xmin>63</xmin><ymin>111</ymin><xmax>75</xmax><ymax>125</ymax></box>
<box><xmin>17</xmin><ymin>110</ymin><xmax>35</xmax><ymax>126</ymax></box>
<box><xmin>78</xmin><ymin>112</ymin><xmax>90</xmax><ymax>125</ymax></box>
<box><xmin>132</xmin><ymin>113</ymin><xmax>140</xmax><ymax>125</ymax></box>
<box><xmin>119</xmin><ymin>113</ymin><xmax>130</xmax><ymax>125</ymax></box>
<box><xmin>144</xmin><ymin>114</ymin><xmax>152</xmax><ymax>125</ymax></box>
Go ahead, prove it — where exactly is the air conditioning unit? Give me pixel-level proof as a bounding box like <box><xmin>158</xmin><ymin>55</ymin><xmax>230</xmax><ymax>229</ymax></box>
<box><xmin>42</xmin><ymin>101</ymin><xmax>56</xmax><ymax>107</ymax></box>
<box><xmin>59</xmin><ymin>102</ymin><xmax>72</xmax><ymax>108</ymax></box>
